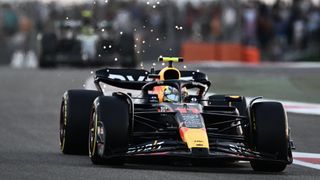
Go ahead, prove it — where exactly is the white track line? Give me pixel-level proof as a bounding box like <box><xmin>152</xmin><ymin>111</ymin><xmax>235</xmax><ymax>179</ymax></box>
<box><xmin>293</xmin><ymin>152</ymin><xmax>320</xmax><ymax>170</ymax></box>
<box><xmin>294</xmin><ymin>152</ymin><xmax>320</xmax><ymax>158</ymax></box>
<box><xmin>282</xmin><ymin>101</ymin><xmax>320</xmax><ymax>116</ymax></box>
<box><xmin>293</xmin><ymin>160</ymin><xmax>320</xmax><ymax>170</ymax></box>
<box><xmin>245</xmin><ymin>97</ymin><xmax>320</xmax><ymax>116</ymax></box>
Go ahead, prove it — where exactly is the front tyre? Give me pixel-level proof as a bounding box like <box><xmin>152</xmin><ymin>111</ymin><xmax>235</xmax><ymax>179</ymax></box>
<box><xmin>89</xmin><ymin>96</ymin><xmax>129</xmax><ymax>165</ymax></box>
<box><xmin>250</xmin><ymin>101</ymin><xmax>291</xmax><ymax>172</ymax></box>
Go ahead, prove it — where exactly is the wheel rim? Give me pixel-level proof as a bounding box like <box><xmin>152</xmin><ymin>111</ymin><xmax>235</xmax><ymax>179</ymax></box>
<box><xmin>89</xmin><ymin>111</ymin><xmax>97</xmax><ymax>157</ymax></box>
<box><xmin>89</xmin><ymin>110</ymin><xmax>105</xmax><ymax>157</ymax></box>
<box><xmin>59</xmin><ymin>100</ymin><xmax>67</xmax><ymax>151</ymax></box>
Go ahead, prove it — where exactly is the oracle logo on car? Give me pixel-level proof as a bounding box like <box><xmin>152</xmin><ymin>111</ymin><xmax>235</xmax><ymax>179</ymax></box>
<box><xmin>108</xmin><ymin>74</ymin><xmax>147</xmax><ymax>81</ymax></box>
<box><xmin>108</xmin><ymin>74</ymin><xmax>195</xmax><ymax>82</ymax></box>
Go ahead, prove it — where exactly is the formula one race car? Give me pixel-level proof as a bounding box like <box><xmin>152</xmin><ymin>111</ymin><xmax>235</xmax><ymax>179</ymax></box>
<box><xmin>59</xmin><ymin>57</ymin><xmax>293</xmax><ymax>172</ymax></box>
<box><xmin>38</xmin><ymin>19</ymin><xmax>136</xmax><ymax>68</ymax></box>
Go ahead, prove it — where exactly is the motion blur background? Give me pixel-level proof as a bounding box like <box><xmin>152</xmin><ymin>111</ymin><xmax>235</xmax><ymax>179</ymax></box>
<box><xmin>0</xmin><ymin>0</ymin><xmax>319</xmax><ymax>66</ymax></box>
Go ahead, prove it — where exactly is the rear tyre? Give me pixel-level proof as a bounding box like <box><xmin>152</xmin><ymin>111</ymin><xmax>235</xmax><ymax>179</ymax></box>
<box><xmin>89</xmin><ymin>96</ymin><xmax>129</xmax><ymax>165</ymax></box>
<box><xmin>39</xmin><ymin>33</ymin><xmax>57</xmax><ymax>68</ymax></box>
<box><xmin>60</xmin><ymin>90</ymin><xmax>103</xmax><ymax>155</ymax></box>
<box><xmin>250</xmin><ymin>101</ymin><xmax>290</xmax><ymax>172</ymax></box>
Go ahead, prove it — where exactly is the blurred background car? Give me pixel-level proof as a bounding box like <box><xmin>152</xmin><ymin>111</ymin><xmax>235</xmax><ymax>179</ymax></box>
<box><xmin>37</xmin><ymin>9</ymin><xmax>137</xmax><ymax>68</ymax></box>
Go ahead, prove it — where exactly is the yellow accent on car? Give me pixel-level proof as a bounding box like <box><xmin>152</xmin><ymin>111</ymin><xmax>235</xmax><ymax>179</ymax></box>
<box><xmin>158</xmin><ymin>67</ymin><xmax>181</xmax><ymax>80</ymax></box>
<box><xmin>155</xmin><ymin>67</ymin><xmax>181</xmax><ymax>102</ymax></box>
<box><xmin>158</xmin><ymin>57</ymin><xmax>183</xmax><ymax>62</ymax></box>
<box><xmin>229</xmin><ymin>96</ymin><xmax>240</xmax><ymax>99</ymax></box>
<box><xmin>81</xmin><ymin>10</ymin><xmax>93</xmax><ymax>18</ymax></box>
<box><xmin>180</xmin><ymin>128</ymin><xmax>209</xmax><ymax>149</ymax></box>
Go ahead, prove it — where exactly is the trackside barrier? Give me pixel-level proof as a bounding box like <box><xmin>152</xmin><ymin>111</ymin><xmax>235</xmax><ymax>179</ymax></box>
<box><xmin>181</xmin><ymin>42</ymin><xmax>260</xmax><ymax>64</ymax></box>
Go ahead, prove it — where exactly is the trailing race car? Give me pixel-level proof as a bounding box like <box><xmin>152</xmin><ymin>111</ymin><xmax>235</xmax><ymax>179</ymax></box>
<box><xmin>38</xmin><ymin>14</ymin><xmax>136</xmax><ymax>68</ymax></box>
<box><xmin>59</xmin><ymin>57</ymin><xmax>294</xmax><ymax>172</ymax></box>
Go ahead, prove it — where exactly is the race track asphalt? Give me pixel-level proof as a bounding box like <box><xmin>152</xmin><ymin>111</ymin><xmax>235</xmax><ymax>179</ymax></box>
<box><xmin>0</xmin><ymin>67</ymin><xmax>319</xmax><ymax>180</ymax></box>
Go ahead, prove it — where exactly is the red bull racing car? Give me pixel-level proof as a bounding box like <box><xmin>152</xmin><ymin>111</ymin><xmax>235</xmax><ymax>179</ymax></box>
<box><xmin>59</xmin><ymin>57</ymin><xmax>293</xmax><ymax>172</ymax></box>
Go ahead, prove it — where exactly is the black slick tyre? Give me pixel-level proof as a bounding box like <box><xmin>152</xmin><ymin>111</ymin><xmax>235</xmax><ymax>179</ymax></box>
<box><xmin>89</xmin><ymin>96</ymin><xmax>129</xmax><ymax>165</ymax></box>
<box><xmin>250</xmin><ymin>101</ymin><xmax>290</xmax><ymax>172</ymax></box>
<box><xmin>60</xmin><ymin>90</ymin><xmax>102</xmax><ymax>155</ymax></box>
<box><xmin>39</xmin><ymin>33</ymin><xmax>57</xmax><ymax>68</ymax></box>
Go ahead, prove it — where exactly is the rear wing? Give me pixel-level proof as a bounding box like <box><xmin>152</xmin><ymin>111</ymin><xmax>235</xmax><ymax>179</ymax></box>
<box><xmin>94</xmin><ymin>68</ymin><xmax>211</xmax><ymax>91</ymax></box>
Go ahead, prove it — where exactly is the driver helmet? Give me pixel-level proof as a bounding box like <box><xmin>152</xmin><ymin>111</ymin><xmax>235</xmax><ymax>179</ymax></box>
<box><xmin>163</xmin><ymin>86</ymin><xmax>179</xmax><ymax>102</ymax></box>
<box><xmin>162</xmin><ymin>86</ymin><xmax>189</xmax><ymax>102</ymax></box>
